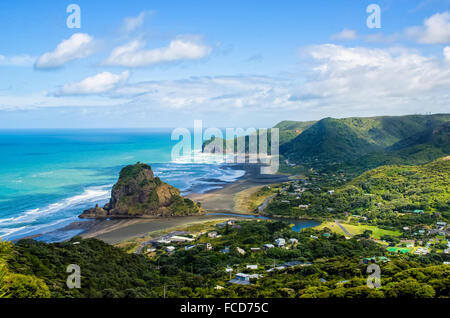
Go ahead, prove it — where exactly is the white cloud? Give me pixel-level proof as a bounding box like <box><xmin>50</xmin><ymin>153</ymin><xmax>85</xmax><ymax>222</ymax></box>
<box><xmin>5</xmin><ymin>43</ymin><xmax>450</xmax><ymax>122</ymax></box>
<box><xmin>291</xmin><ymin>44</ymin><xmax>450</xmax><ymax>115</ymax></box>
<box><xmin>0</xmin><ymin>54</ymin><xmax>35</xmax><ymax>67</ymax></box>
<box><xmin>121</xmin><ymin>11</ymin><xmax>147</xmax><ymax>33</ymax></box>
<box><xmin>104</xmin><ymin>37</ymin><xmax>212</xmax><ymax>67</ymax></box>
<box><xmin>444</xmin><ymin>46</ymin><xmax>450</xmax><ymax>61</ymax></box>
<box><xmin>406</xmin><ymin>11</ymin><xmax>450</xmax><ymax>44</ymax></box>
<box><xmin>56</xmin><ymin>71</ymin><xmax>130</xmax><ymax>96</ymax></box>
<box><xmin>331</xmin><ymin>29</ymin><xmax>358</xmax><ymax>40</ymax></box>
<box><xmin>35</xmin><ymin>33</ymin><xmax>95</xmax><ymax>69</ymax></box>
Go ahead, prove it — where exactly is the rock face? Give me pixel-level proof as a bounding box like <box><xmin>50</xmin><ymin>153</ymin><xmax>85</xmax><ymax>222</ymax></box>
<box><xmin>80</xmin><ymin>163</ymin><xmax>201</xmax><ymax>219</ymax></box>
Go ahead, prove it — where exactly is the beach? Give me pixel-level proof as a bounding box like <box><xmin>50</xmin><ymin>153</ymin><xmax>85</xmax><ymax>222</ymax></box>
<box><xmin>64</xmin><ymin>163</ymin><xmax>290</xmax><ymax>244</ymax></box>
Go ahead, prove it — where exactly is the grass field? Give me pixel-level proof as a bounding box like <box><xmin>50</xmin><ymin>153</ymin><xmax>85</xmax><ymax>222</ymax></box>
<box><xmin>314</xmin><ymin>221</ymin><xmax>401</xmax><ymax>240</ymax></box>
<box><xmin>234</xmin><ymin>185</ymin><xmax>277</xmax><ymax>213</ymax></box>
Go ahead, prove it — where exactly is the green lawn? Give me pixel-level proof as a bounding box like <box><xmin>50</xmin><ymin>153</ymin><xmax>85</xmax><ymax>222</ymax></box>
<box><xmin>340</xmin><ymin>223</ymin><xmax>402</xmax><ymax>239</ymax></box>
<box><xmin>314</xmin><ymin>222</ymin><xmax>401</xmax><ymax>240</ymax></box>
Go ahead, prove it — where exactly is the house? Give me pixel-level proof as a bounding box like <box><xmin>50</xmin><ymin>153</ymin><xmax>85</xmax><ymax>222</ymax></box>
<box><xmin>403</xmin><ymin>227</ymin><xmax>410</xmax><ymax>231</ymax></box>
<box><xmin>214</xmin><ymin>285</ymin><xmax>224</xmax><ymax>290</ymax></box>
<box><xmin>236</xmin><ymin>247</ymin><xmax>246</xmax><ymax>255</ymax></box>
<box><xmin>275</xmin><ymin>238</ymin><xmax>286</xmax><ymax>247</ymax></box>
<box><xmin>225</xmin><ymin>267</ymin><xmax>233</xmax><ymax>273</ymax></box>
<box><xmin>377</xmin><ymin>256</ymin><xmax>390</xmax><ymax>263</ymax></box>
<box><xmin>362</xmin><ymin>257</ymin><xmax>376</xmax><ymax>264</ymax></box>
<box><xmin>185</xmin><ymin>245</ymin><xmax>196</xmax><ymax>251</ymax></box>
<box><xmin>146</xmin><ymin>247</ymin><xmax>156</xmax><ymax>253</ymax></box>
<box><xmin>166</xmin><ymin>246</ymin><xmax>175</xmax><ymax>252</ymax></box>
<box><xmin>322</xmin><ymin>233</ymin><xmax>331</xmax><ymax>238</ymax></box>
<box><xmin>298</xmin><ymin>205</ymin><xmax>309</xmax><ymax>209</ymax></box>
<box><xmin>413</xmin><ymin>210</ymin><xmax>424</xmax><ymax>214</ymax></box>
<box><xmin>414</xmin><ymin>247</ymin><xmax>429</xmax><ymax>255</ymax></box>
<box><xmin>289</xmin><ymin>238</ymin><xmax>298</xmax><ymax>244</ymax></box>
<box><xmin>246</xmin><ymin>265</ymin><xmax>258</xmax><ymax>270</ymax></box>
<box><xmin>319</xmin><ymin>278</ymin><xmax>327</xmax><ymax>283</ymax></box>
<box><xmin>400</xmin><ymin>240</ymin><xmax>415</xmax><ymax>247</ymax></box>
<box><xmin>208</xmin><ymin>231</ymin><xmax>218</xmax><ymax>238</ymax></box>
<box><xmin>310</xmin><ymin>235</ymin><xmax>318</xmax><ymax>239</ymax></box>
<box><xmin>206</xmin><ymin>243</ymin><xmax>212</xmax><ymax>251</ymax></box>
<box><xmin>171</xmin><ymin>236</ymin><xmax>195</xmax><ymax>242</ymax></box>
<box><xmin>221</xmin><ymin>246</ymin><xmax>230</xmax><ymax>254</ymax></box>
<box><xmin>250</xmin><ymin>247</ymin><xmax>261</xmax><ymax>252</ymax></box>
<box><xmin>229</xmin><ymin>273</ymin><xmax>251</xmax><ymax>285</ymax></box>
<box><xmin>263</xmin><ymin>244</ymin><xmax>275</xmax><ymax>250</ymax></box>
<box><xmin>436</xmin><ymin>222</ymin><xmax>447</xmax><ymax>230</ymax></box>
<box><xmin>328</xmin><ymin>190</ymin><xmax>335</xmax><ymax>195</ymax></box>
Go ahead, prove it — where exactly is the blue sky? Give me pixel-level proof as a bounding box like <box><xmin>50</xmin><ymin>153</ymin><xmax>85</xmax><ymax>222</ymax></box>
<box><xmin>0</xmin><ymin>0</ymin><xmax>449</xmax><ymax>128</ymax></box>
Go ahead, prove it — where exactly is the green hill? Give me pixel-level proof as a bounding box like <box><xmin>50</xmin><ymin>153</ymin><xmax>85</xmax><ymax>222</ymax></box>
<box><xmin>280</xmin><ymin>114</ymin><xmax>450</xmax><ymax>171</ymax></box>
<box><xmin>273</xmin><ymin>120</ymin><xmax>316</xmax><ymax>145</ymax></box>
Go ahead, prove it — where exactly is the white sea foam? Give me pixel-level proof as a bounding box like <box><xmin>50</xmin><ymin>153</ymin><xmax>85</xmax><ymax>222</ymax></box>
<box><xmin>171</xmin><ymin>149</ymin><xmax>236</xmax><ymax>164</ymax></box>
<box><xmin>217</xmin><ymin>169</ymin><xmax>246</xmax><ymax>182</ymax></box>
<box><xmin>0</xmin><ymin>185</ymin><xmax>112</xmax><ymax>227</ymax></box>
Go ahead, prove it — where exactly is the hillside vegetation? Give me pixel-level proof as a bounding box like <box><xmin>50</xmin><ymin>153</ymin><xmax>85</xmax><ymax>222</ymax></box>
<box><xmin>280</xmin><ymin>114</ymin><xmax>450</xmax><ymax>172</ymax></box>
<box><xmin>265</xmin><ymin>157</ymin><xmax>449</xmax><ymax>228</ymax></box>
<box><xmin>201</xmin><ymin>114</ymin><xmax>449</xmax><ymax>177</ymax></box>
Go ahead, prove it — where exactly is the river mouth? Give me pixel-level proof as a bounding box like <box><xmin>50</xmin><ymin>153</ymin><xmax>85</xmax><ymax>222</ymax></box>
<box><xmin>205</xmin><ymin>212</ymin><xmax>321</xmax><ymax>232</ymax></box>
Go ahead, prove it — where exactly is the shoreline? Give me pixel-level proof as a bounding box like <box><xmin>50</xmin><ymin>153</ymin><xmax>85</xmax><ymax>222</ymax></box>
<box><xmin>22</xmin><ymin>162</ymin><xmax>290</xmax><ymax>244</ymax></box>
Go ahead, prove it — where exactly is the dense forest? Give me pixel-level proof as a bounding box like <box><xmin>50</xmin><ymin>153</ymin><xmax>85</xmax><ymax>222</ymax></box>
<box><xmin>265</xmin><ymin>157</ymin><xmax>449</xmax><ymax>229</ymax></box>
<box><xmin>0</xmin><ymin>220</ymin><xmax>448</xmax><ymax>298</ymax></box>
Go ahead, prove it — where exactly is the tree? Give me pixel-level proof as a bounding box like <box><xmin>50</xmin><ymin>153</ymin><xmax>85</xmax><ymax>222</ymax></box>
<box><xmin>384</xmin><ymin>278</ymin><xmax>435</xmax><ymax>298</ymax></box>
<box><xmin>5</xmin><ymin>273</ymin><xmax>50</xmax><ymax>298</ymax></box>
<box><xmin>0</xmin><ymin>263</ymin><xmax>9</xmax><ymax>298</ymax></box>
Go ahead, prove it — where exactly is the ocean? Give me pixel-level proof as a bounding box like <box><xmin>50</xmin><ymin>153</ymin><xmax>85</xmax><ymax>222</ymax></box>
<box><xmin>0</xmin><ymin>129</ymin><xmax>245</xmax><ymax>242</ymax></box>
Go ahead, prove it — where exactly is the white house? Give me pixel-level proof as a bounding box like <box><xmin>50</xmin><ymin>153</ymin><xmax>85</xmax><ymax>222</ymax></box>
<box><xmin>246</xmin><ymin>265</ymin><xmax>258</xmax><ymax>270</ymax></box>
<box><xmin>275</xmin><ymin>238</ymin><xmax>286</xmax><ymax>247</ymax></box>
<box><xmin>289</xmin><ymin>238</ymin><xmax>298</xmax><ymax>244</ymax></box>
<box><xmin>229</xmin><ymin>273</ymin><xmax>251</xmax><ymax>285</ymax></box>
<box><xmin>236</xmin><ymin>247</ymin><xmax>246</xmax><ymax>255</ymax></box>
<box><xmin>166</xmin><ymin>246</ymin><xmax>175</xmax><ymax>252</ymax></box>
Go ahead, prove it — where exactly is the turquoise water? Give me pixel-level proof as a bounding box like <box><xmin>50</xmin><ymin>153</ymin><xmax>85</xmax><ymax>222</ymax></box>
<box><xmin>0</xmin><ymin>129</ymin><xmax>245</xmax><ymax>242</ymax></box>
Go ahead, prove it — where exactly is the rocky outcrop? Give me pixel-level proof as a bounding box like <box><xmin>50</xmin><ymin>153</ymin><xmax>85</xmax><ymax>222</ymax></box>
<box><xmin>80</xmin><ymin>163</ymin><xmax>201</xmax><ymax>219</ymax></box>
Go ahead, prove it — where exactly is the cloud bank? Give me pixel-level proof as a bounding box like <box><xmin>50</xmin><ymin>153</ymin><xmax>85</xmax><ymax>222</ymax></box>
<box><xmin>35</xmin><ymin>33</ymin><xmax>95</xmax><ymax>69</ymax></box>
<box><xmin>56</xmin><ymin>71</ymin><xmax>130</xmax><ymax>96</ymax></box>
<box><xmin>104</xmin><ymin>37</ymin><xmax>212</xmax><ymax>67</ymax></box>
<box><xmin>407</xmin><ymin>11</ymin><xmax>450</xmax><ymax>44</ymax></box>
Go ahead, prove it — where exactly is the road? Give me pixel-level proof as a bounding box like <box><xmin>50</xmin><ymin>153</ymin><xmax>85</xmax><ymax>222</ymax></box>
<box><xmin>335</xmin><ymin>220</ymin><xmax>353</xmax><ymax>237</ymax></box>
<box><xmin>258</xmin><ymin>195</ymin><xmax>275</xmax><ymax>213</ymax></box>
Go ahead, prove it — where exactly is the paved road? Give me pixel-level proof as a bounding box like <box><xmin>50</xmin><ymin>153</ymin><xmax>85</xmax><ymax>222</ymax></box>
<box><xmin>258</xmin><ymin>195</ymin><xmax>275</xmax><ymax>213</ymax></box>
<box><xmin>335</xmin><ymin>220</ymin><xmax>353</xmax><ymax>237</ymax></box>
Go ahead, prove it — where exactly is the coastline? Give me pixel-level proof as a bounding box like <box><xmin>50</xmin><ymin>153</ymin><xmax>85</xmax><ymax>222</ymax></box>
<box><xmin>26</xmin><ymin>162</ymin><xmax>290</xmax><ymax>244</ymax></box>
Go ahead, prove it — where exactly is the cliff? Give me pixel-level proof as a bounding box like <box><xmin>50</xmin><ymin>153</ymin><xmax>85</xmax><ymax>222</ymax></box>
<box><xmin>80</xmin><ymin>163</ymin><xmax>201</xmax><ymax>218</ymax></box>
